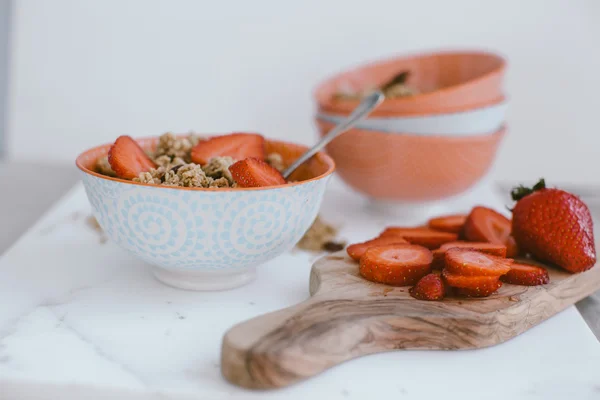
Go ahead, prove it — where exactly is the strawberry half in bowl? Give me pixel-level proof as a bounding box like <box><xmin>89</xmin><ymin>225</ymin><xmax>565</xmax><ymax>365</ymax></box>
<box><xmin>76</xmin><ymin>133</ymin><xmax>335</xmax><ymax>291</ymax></box>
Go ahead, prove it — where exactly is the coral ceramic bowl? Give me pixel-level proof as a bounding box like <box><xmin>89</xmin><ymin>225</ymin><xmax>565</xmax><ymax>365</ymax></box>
<box><xmin>317</xmin><ymin>98</ymin><xmax>507</xmax><ymax>136</ymax></box>
<box><xmin>316</xmin><ymin>50</ymin><xmax>506</xmax><ymax>117</ymax></box>
<box><xmin>315</xmin><ymin>120</ymin><xmax>505</xmax><ymax>202</ymax></box>
<box><xmin>76</xmin><ymin>136</ymin><xmax>335</xmax><ymax>291</ymax></box>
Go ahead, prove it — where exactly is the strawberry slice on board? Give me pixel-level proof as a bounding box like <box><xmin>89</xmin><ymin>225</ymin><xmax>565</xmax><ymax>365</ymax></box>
<box><xmin>409</xmin><ymin>273</ymin><xmax>445</xmax><ymax>301</ymax></box>
<box><xmin>380</xmin><ymin>227</ymin><xmax>458</xmax><ymax>250</ymax></box>
<box><xmin>454</xmin><ymin>281</ymin><xmax>503</xmax><ymax>297</ymax></box>
<box><xmin>501</xmin><ymin>262</ymin><xmax>550</xmax><ymax>286</ymax></box>
<box><xmin>191</xmin><ymin>133</ymin><xmax>265</xmax><ymax>165</ymax></box>
<box><xmin>463</xmin><ymin>206</ymin><xmax>511</xmax><ymax>244</ymax></box>
<box><xmin>505</xmin><ymin>235</ymin><xmax>520</xmax><ymax>258</ymax></box>
<box><xmin>463</xmin><ymin>206</ymin><xmax>519</xmax><ymax>255</ymax></box>
<box><xmin>229</xmin><ymin>158</ymin><xmax>286</xmax><ymax>188</ymax></box>
<box><xmin>108</xmin><ymin>135</ymin><xmax>156</xmax><ymax>180</ymax></box>
<box><xmin>441</xmin><ymin>269</ymin><xmax>503</xmax><ymax>288</ymax></box>
<box><xmin>427</xmin><ymin>214</ymin><xmax>467</xmax><ymax>234</ymax></box>
<box><xmin>347</xmin><ymin>236</ymin><xmax>409</xmax><ymax>261</ymax></box>
<box><xmin>431</xmin><ymin>241</ymin><xmax>508</xmax><ymax>269</ymax></box>
<box><xmin>359</xmin><ymin>244</ymin><xmax>433</xmax><ymax>286</ymax></box>
<box><xmin>444</xmin><ymin>248</ymin><xmax>513</xmax><ymax>277</ymax></box>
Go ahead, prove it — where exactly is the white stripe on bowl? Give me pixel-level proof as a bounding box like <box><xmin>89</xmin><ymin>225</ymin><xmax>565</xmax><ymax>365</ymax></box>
<box><xmin>316</xmin><ymin>102</ymin><xmax>508</xmax><ymax>136</ymax></box>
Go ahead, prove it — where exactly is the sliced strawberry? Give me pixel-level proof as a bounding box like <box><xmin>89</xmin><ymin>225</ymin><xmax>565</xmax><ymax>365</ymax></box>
<box><xmin>191</xmin><ymin>133</ymin><xmax>265</xmax><ymax>165</ymax></box>
<box><xmin>229</xmin><ymin>158</ymin><xmax>286</xmax><ymax>188</ymax></box>
<box><xmin>380</xmin><ymin>227</ymin><xmax>458</xmax><ymax>250</ymax></box>
<box><xmin>108</xmin><ymin>135</ymin><xmax>156</xmax><ymax>180</ymax></box>
<box><xmin>359</xmin><ymin>244</ymin><xmax>432</xmax><ymax>286</ymax></box>
<box><xmin>463</xmin><ymin>206</ymin><xmax>511</xmax><ymax>245</ymax></box>
<box><xmin>442</xmin><ymin>269</ymin><xmax>502</xmax><ymax>288</ymax></box>
<box><xmin>454</xmin><ymin>281</ymin><xmax>503</xmax><ymax>297</ymax></box>
<box><xmin>444</xmin><ymin>248</ymin><xmax>513</xmax><ymax>277</ymax></box>
<box><xmin>505</xmin><ymin>235</ymin><xmax>520</xmax><ymax>258</ymax></box>
<box><xmin>431</xmin><ymin>250</ymin><xmax>446</xmax><ymax>269</ymax></box>
<box><xmin>432</xmin><ymin>241</ymin><xmax>507</xmax><ymax>269</ymax></box>
<box><xmin>409</xmin><ymin>273</ymin><xmax>445</xmax><ymax>301</ymax></box>
<box><xmin>347</xmin><ymin>236</ymin><xmax>409</xmax><ymax>261</ymax></box>
<box><xmin>501</xmin><ymin>262</ymin><xmax>550</xmax><ymax>286</ymax></box>
<box><xmin>427</xmin><ymin>214</ymin><xmax>467</xmax><ymax>234</ymax></box>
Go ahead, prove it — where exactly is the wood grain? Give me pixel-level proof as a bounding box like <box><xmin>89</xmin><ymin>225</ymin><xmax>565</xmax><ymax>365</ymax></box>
<box><xmin>221</xmin><ymin>252</ymin><xmax>600</xmax><ymax>389</ymax></box>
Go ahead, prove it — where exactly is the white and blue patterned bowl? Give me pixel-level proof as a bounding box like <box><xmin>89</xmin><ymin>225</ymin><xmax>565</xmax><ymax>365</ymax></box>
<box><xmin>76</xmin><ymin>137</ymin><xmax>335</xmax><ymax>291</ymax></box>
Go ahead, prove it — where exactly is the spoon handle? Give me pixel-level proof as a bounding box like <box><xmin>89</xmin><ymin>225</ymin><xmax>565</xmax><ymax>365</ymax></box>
<box><xmin>282</xmin><ymin>91</ymin><xmax>385</xmax><ymax>179</ymax></box>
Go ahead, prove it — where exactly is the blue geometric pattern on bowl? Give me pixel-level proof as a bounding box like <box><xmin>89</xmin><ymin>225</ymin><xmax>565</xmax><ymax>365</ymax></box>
<box><xmin>81</xmin><ymin>172</ymin><xmax>331</xmax><ymax>271</ymax></box>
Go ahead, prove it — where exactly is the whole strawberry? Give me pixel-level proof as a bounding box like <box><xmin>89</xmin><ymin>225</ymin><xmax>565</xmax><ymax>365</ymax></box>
<box><xmin>511</xmin><ymin>179</ymin><xmax>596</xmax><ymax>273</ymax></box>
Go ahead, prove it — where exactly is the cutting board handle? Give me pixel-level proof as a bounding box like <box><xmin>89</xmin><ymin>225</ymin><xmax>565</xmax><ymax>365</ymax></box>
<box><xmin>220</xmin><ymin>290</ymin><xmax>449</xmax><ymax>390</ymax></box>
<box><xmin>221</xmin><ymin>294</ymin><xmax>380</xmax><ymax>389</ymax></box>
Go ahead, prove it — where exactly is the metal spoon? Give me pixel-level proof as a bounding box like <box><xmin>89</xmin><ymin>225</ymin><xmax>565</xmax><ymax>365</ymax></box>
<box><xmin>282</xmin><ymin>90</ymin><xmax>385</xmax><ymax>179</ymax></box>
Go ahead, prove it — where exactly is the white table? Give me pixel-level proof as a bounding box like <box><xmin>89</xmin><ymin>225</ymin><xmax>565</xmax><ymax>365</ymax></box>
<box><xmin>1</xmin><ymin>177</ymin><xmax>599</xmax><ymax>399</ymax></box>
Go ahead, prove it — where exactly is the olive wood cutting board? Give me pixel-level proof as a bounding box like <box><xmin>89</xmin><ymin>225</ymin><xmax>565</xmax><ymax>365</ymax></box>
<box><xmin>221</xmin><ymin>251</ymin><xmax>600</xmax><ymax>389</ymax></box>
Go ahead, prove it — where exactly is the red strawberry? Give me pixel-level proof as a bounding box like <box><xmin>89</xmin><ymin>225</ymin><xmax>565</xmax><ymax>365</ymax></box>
<box><xmin>442</xmin><ymin>269</ymin><xmax>504</xmax><ymax>288</ymax></box>
<box><xmin>229</xmin><ymin>158</ymin><xmax>286</xmax><ymax>188</ymax></box>
<box><xmin>454</xmin><ymin>281</ymin><xmax>503</xmax><ymax>297</ymax></box>
<box><xmin>380</xmin><ymin>227</ymin><xmax>457</xmax><ymax>250</ymax></box>
<box><xmin>359</xmin><ymin>244</ymin><xmax>432</xmax><ymax>286</ymax></box>
<box><xmin>463</xmin><ymin>206</ymin><xmax>519</xmax><ymax>256</ymax></box>
<box><xmin>409</xmin><ymin>273</ymin><xmax>445</xmax><ymax>301</ymax></box>
<box><xmin>501</xmin><ymin>262</ymin><xmax>550</xmax><ymax>286</ymax></box>
<box><xmin>463</xmin><ymin>206</ymin><xmax>511</xmax><ymax>244</ymax></box>
<box><xmin>444</xmin><ymin>248</ymin><xmax>513</xmax><ymax>277</ymax></box>
<box><xmin>432</xmin><ymin>241</ymin><xmax>507</xmax><ymax>269</ymax></box>
<box><xmin>347</xmin><ymin>236</ymin><xmax>409</xmax><ymax>261</ymax></box>
<box><xmin>505</xmin><ymin>235</ymin><xmax>520</xmax><ymax>258</ymax></box>
<box><xmin>427</xmin><ymin>214</ymin><xmax>467</xmax><ymax>234</ymax></box>
<box><xmin>511</xmin><ymin>179</ymin><xmax>596</xmax><ymax>273</ymax></box>
<box><xmin>108</xmin><ymin>135</ymin><xmax>156</xmax><ymax>180</ymax></box>
<box><xmin>191</xmin><ymin>133</ymin><xmax>265</xmax><ymax>165</ymax></box>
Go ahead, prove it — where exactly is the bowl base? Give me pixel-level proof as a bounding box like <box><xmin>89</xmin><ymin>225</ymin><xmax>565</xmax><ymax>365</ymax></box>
<box><xmin>366</xmin><ymin>199</ymin><xmax>445</xmax><ymax>226</ymax></box>
<box><xmin>152</xmin><ymin>267</ymin><xmax>257</xmax><ymax>291</ymax></box>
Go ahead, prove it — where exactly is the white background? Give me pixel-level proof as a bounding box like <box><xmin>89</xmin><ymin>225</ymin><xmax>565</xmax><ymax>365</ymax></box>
<box><xmin>5</xmin><ymin>0</ymin><xmax>600</xmax><ymax>184</ymax></box>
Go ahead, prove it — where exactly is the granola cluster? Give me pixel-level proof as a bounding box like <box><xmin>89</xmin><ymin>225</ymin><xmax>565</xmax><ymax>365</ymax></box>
<box><xmin>202</xmin><ymin>156</ymin><xmax>235</xmax><ymax>184</ymax></box>
<box><xmin>95</xmin><ymin>156</ymin><xmax>116</xmax><ymax>177</ymax></box>
<box><xmin>266</xmin><ymin>152</ymin><xmax>285</xmax><ymax>173</ymax></box>
<box><xmin>96</xmin><ymin>132</ymin><xmax>285</xmax><ymax>189</ymax></box>
<box><xmin>296</xmin><ymin>216</ymin><xmax>346</xmax><ymax>253</ymax></box>
<box><xmin>333</xmin><ymin>71</ymin><xmax>418</xmax><ymax>101</ymax></box>
<box><xmin>134</xmin><ymin>158</ymin><xmax>237</xmax><ymax>188</ymax></box>
<box><xmin>155</xmin><ymin>132</ymin><xmax>202</xmax><ymax>163</ymax></box>
<box><xmin>154</xmin><ymin>155</ymin><xmax>185</xmax><ymax>169</ymax></box>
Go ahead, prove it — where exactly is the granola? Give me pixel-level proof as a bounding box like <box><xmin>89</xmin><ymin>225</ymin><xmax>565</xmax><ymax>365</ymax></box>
<box><xmin>154</xmin><ymin>155</ymin><xmax>185</xmax><ymax>169</ymax></box>
<box><xmin>95</xmin><ymin>156</ymin><xmax>116</xmax><ymax>177</ymax></box>
<box><xmin>172</xmin><ymin>164</ymin><xmax>212</xmax><ymax>187</ymax></box>
<box><xmin>133</xmin><ymin>162</ymin><xmax>236</xmax><ymax>188</ymax></box>
<box><xmin>96</xmin><ymin>132</ymin><xmax>284</xmax><ymax>189</ymax></box>
<box><xmin>209</xmin><ymin>177</ymin><xmax>231</xmax><ymax>188</ymax></box>
<box><xmin>296</xmin><ymin>216</ymin><xmax>346</xmax><ymax>253</ymax></box>
<box><xmin>155</xmin><ymin>132</ymin><xmax>195</xmax><ymax>162</ymax></box>
<box><xmin>333</xmin><ymin>70</ymin><xmax>418</xmax><ymax>101</ymax></box>
<box><xmin>86</xmin><ymin>215</ymin><xmax>108</xmax><ymax>244</ymax></box>
<box><xmin>266</xmin><ymin>152</ymin><xmax>285</xmax><ymax>173</ymax></box>
<box><xmin>134</xmin><ymin>167</ymin><xmax>166</xmax><ymax>185</ymax></box>
<box><xmin>202</xmin><ymin>156</ymin><xmax>235</xmax><ymax>184</ymax></box>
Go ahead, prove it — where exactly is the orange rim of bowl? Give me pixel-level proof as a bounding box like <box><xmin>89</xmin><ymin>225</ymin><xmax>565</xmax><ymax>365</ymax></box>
<box><xmin>318</xmin><ymin>95</ymin><xmax>507</xmax><ymax>119</ymax></box>
<box><xmin>76</xmin><ymin>136</ymin><xmax>336</xmax><ymax>192</ymax></box>
<box><xmin>314</xmin><ymin>50</ymin><xmax>507</xmax><ymax>106</ymax></box>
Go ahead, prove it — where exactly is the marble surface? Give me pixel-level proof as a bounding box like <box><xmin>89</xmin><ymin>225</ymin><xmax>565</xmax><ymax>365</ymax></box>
<box><xmin>0</xmin><ymin>179</ymin><xmax>600</xmax><ymax>399</ymax></box>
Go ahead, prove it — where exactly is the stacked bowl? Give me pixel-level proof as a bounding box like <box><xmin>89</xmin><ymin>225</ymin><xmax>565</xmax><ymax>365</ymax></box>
<box><xmin>314</xmin><ymin>50</ymin><xmax>507</xmax><ymax>202</ymax></box>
